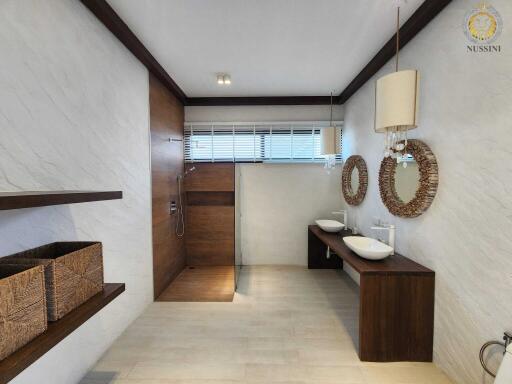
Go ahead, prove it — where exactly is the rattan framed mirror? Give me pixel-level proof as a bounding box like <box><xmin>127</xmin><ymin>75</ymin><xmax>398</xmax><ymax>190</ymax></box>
<box><xmin>379</xmin><ymin>139</ymin><xmax>438</xmax><ymax>218</ymax></box>
<box><xmin>342</xmin><ymin>155</ymin><xmax>368</xmax><ymax>206</ymax></box>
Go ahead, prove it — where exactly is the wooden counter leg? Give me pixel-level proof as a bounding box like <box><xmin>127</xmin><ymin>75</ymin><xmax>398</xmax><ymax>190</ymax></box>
<box><xmin>308</xmin><ymin>228</ymin><xmax>343</xmax><ymax>269</ymax></box>
<box><xmin>359</xmin><ymin>274</ymin><xmax>434</xmax><ymax>362</ymax></box>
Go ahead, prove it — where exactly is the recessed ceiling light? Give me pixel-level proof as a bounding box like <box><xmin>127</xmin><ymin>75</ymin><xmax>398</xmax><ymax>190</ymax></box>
<box><xmin>216</xmin><ymin>73</ymin><xmax>231</xmax><ymax>86</ymax></box>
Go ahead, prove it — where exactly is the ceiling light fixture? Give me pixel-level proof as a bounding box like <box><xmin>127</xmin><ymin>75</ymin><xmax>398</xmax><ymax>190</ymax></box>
<box><xmin>321</xmin><ymin>92</ymin><xmax>341</xmax><ymax>170</ymax></box>
<box><xmin>216</xmin><ymin>73</ymin><xmax>231</xmax><ymax>86</ymax></box>
<box><xmin>375</xmin><ymin>5</ymin><xmax>420</xmax><ymax>159</ymax></box>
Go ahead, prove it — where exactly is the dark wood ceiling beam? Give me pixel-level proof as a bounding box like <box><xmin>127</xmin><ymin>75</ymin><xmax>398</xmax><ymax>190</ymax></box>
<box><xmin>81</xmin><ymin>0</ymin><xmax>451</xmax><ymax>106</ymax></box>
<box><xmin>80</xmin><ymin>0</ymin><xmax>188</xmax><ymax>104</ymax></box>
<box><xmin>186</xmin><ymin>96</ymin><xmax>337</xmax><ymax>106</ymax></box>
<box><xmin>337</xmin><ymin>0</ymin><xmax>452</xmax><ymax>104</ymax></box>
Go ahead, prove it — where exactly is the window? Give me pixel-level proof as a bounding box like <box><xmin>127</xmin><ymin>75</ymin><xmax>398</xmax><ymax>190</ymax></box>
<box><xmin>184</xmin><ymin>122</ymin><xmax>342</xmax><ymax>163</ymax></box>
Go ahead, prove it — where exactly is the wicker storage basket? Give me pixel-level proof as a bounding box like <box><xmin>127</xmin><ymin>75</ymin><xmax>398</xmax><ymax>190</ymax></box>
<box><xmin>1</xmin><ymin>242</ymin><xmax>104</xmax><ymax>321</ymax></box>
<box><xmin>0</xmin><ymin>264</ymin><xmax>47</xmax><ymax>361</ymax></box>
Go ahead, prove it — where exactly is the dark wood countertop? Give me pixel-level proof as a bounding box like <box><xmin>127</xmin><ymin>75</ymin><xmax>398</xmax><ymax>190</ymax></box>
<box><xmin>308</xmin><ymin>225</ymin><xmax>433</xmax><ymax>275</ymax></box>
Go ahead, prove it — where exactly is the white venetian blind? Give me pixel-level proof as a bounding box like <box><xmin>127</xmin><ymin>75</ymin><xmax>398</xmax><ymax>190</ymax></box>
<box><xmin>184</xmin><ymin>121</ymin><xmax>342</xmax><ymax>163</ymax></box>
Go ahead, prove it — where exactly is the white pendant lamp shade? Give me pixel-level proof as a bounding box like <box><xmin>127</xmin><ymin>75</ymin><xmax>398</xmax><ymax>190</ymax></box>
<box><xmin>320</xmin><ymin>126</ymin><xmax>341</xmax><ymax>155</ymax></box>
<box><xmin>375</xmin><ymin>69</ymin><xmax>420</xmax><ymax>133</ymax></box>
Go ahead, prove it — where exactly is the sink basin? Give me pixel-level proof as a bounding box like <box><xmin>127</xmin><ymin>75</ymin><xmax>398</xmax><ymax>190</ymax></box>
<box><xmin>343</xmin><ymin>236</ymin><xmax>393</xmax><ymax>260</ymax></box>
<box><xmin>316</xmin><ymin>220</ymin><xmax>345</xmax><ymax>233</ymax></box>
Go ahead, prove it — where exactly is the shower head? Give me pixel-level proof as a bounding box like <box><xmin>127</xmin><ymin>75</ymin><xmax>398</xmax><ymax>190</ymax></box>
<box><xmin>177</xmin><ymin>166</ymin><xmax>196</xmax><ymax>180</ymax></box>
<box><xmin>184</xmin><ymin>166</ymin><xmax>196</xmax><ymax>175</ymax></box>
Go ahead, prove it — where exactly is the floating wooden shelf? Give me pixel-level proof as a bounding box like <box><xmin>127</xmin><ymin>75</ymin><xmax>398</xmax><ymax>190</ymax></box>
<box><xmin>0</xmin><ymin>283</ymin><xmax>125</xmax><ymax>384</ymax></box>
<box><xmin>0</xmin><ymin>191</ymin><xmax>122</xmax><ymax>211</ymax></box>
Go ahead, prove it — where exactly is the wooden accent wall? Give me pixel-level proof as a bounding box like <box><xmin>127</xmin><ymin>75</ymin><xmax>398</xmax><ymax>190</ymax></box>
<box><xmin>150</xmin><ymin>74</ymin><xmax>186</xmax><ymax>299</ymax></box>
<box><xmin>185</xmin><ymin>164</ymin><xmax>235</xmax><ymax>266</ymax></box>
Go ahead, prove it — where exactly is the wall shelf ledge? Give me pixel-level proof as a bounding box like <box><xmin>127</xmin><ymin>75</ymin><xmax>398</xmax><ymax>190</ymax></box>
<box><xmin>0</xmin><ymin>283</ymin><xmax>125</xmax><ymax>383</ymax></box>
<box><xmin>0</xmin><ymin>191</ymin><xmax>123</xmax><ymax>210</ymax></box>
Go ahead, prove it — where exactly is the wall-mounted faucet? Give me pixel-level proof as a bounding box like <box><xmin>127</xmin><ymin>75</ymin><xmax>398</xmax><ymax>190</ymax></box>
<box><xmin>371</xmin><ymin>224</ymin><xmax>395</xmax><ymax>255</ymax></box>
<box><xmin>332</xmin><ymin>210</ymin><xmax>348</xmax><ymax>232</ymax></box>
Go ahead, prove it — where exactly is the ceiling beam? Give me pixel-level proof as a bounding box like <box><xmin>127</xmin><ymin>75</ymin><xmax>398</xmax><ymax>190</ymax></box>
<box><xmin>81</xmin><ymin>0</ymin><xmax>451</xmax><ymax>107</ymax></box>
<box><xmin>337</xmin><ymin>0</ymin><xmax>452</xmax><ymax>104</ymax></box>
<box><xmin>186</xmin><ymin>96</ymin><xmax>337</xmax><ymax>107</ymax></box>
<box><xmin>80</xmin><ymin>0</ymin><xmax>188</xmax><ymax>104</ymax></box>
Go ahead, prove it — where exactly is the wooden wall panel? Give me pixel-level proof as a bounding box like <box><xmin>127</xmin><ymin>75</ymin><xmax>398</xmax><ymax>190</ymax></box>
<box><xmin>185</xmin><ymin>163</ymin><xmax>235</xmax><ymax>266</ymax></box>
<box><xmin>186</xmin><ymin>191</ymin><xmax>235</xmax><ymax>206</ymax></box>
<box><xmin>150</xmin><ymin>73</ymin><xmax>186</xmax><ymax>299</ymax></box>
<box><xmin>186</xmin><ymin>206</ymin><xmax>234</xmax><ymax>266</ymax></box>
<box><xmin>185</xmin><ymin>163</ymin><xmax>235</xmax><ymax>192</ymax></box>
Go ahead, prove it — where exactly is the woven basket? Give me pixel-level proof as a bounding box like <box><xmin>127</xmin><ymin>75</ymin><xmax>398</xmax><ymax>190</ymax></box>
<box><xmin>1</xmin><ymin>242</ymin><xmax>104</xmax><ymax>321</ymax></box>
<box><xmin>0</xmin><ymin>264</ymin><xmax>47</xmax><ymax>361</ymax></box>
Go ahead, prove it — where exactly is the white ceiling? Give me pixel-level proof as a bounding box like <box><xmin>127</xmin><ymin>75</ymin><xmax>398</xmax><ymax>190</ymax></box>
<box><xmin>106</xmin><ymin>0</ymin><xmax>423</xmax><ymax>97</ymax></box>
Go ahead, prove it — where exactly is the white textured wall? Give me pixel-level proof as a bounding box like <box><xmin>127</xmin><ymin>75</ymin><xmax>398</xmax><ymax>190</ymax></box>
<box><xmin>342</xmin><ymin>1</ymin><xmax>512</xmax><ymax>383</ymax></box>
<box><xmin>185</xmin><ymin>104</ymin><xmax>344</xmax><ymax>122</ymax></box>
<box><xmin>238</xmin><ymin>163</ymin><xmax>345</xmax><ymax>266</ymax></box>
<box><xmin>0</xmin><ymin>1</ymin><xmax>152</xmax><ymax>383</ymax></box>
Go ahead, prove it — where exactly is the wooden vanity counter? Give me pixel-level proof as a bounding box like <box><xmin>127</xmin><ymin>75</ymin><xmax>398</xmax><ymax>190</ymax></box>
<box><xmin>308</xmin><ymin>225</ymin><xmax>434</xmax><ymax>362</ymax></box>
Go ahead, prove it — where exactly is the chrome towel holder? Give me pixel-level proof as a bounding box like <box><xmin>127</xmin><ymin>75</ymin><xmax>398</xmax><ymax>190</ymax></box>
<box><xmin>480</xmin><ymin>331</ymin><xmax>512</xmax><ymax>377</ymax></box>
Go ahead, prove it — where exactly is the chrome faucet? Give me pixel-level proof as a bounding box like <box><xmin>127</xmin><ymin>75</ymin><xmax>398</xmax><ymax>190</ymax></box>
<box><xmin>332</xmin><ymin>210</ymin><xmax>348</xmax><ymax>231</ymax></box>
<box><xmin>371</xmin><ymin>224</ymin><xmax>395</xmax><ymax>255</ymax></box>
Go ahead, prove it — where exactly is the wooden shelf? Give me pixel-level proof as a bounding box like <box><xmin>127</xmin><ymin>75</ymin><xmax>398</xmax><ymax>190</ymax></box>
<box><xmin>0</xmin><ymin>191</ymin><xmax>122</xmax><ymax>211</ymax></box>
<box><xmin>0</xmin><ymin>283</ymin><xmax>125</xmax><ymax>384</ymax></box>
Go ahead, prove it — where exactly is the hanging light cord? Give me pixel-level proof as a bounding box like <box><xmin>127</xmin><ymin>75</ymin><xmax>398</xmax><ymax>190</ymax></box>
<box><xmin>395</xmin><ymin>7</ymin><xmax>400</xmax><ymax>72</ymax></box>
<box><xmin>329</xmin><ymin>92</ymin><xmax>333</xmax><ymax>126</ymax></box>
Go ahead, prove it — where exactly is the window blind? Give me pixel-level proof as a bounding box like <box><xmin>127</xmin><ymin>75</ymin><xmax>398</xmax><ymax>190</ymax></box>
<box><xmin>184</xmin><ymin>121</ymin><xmax>342</xmax><ymax>163</ymax></box>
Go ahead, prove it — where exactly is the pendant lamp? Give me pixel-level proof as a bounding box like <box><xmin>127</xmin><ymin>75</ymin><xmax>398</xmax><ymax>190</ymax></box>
<box><xmin>321</xmin><ymin>93</ymin><xmax>340</xmax><ymax>169</ymax></box>
<box><xmin>375</xmin><ymin>7</ymin><xmax>420</xmax><ymax>158</ymax></box>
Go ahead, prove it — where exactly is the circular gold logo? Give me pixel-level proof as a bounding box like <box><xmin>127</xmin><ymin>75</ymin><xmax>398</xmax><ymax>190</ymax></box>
<box><xmin>464</xmin><ymin>3</ymin><xmax>502</xmax><ymax>44</ymax></box>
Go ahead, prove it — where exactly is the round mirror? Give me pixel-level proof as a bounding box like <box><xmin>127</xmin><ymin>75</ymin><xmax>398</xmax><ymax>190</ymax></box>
<box><xmin>350</xmin><ymin>166</ymin><xmax>360</xmax><ymax>196</ymax></box>
<box><xmin>394</xmin><ymin>157</ymin><xmax>420</xmax><ymax>204</ymax></box>
<box><xmin>342</xmin><ymin>155</ymin><xmax>368</xmax><ymax>206</ymax></box>
<box><xmin>379</xmin><ymin>139</ymin><xmax>438</xmax><ymax>218</ymax></box>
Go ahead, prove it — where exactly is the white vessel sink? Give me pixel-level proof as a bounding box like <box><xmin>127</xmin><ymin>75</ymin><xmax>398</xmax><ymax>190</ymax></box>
<box><xmin>316</xmin><ymin>220</ymin><xmax>345</xmax><ymax>233</ymax></box>
<box><xmin>343</xmin><ymin>236</ymin><xmax>393</xmax><ymax>260</ymax></box>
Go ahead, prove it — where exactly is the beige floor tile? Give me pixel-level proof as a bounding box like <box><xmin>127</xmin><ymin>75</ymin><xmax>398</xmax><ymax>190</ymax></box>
<box><xmin>128</xmin><ymin>362</ymin><xmax>245</xmax><ymax>380</ymax></box>
<box><xmin>298</xmin><ymin>348</ymin><xmax>361</xmax><ymax>366</ymax></box>
<box><xmin>304</xmin><ymin>365</ymin><xmax>366</xmax><ymax>383</ymax></box>
<box><xmin>245</xmin><ymin>363</ymin><xmax>308</xmax><ymax>382</ymax></box>
<box><xmin>81</xmin><ymin>267</ymin><xmax>453</xmax><ymax>384</ymax></box>
<box><xmin>85</xmin><ymin>361</ymin><xmax>135</xmax><ymax>380</ymax></box>
<box><xmin>362</xmin><ymin>363</ymin><xmax>454</xmax><ymax>384</ymax></box>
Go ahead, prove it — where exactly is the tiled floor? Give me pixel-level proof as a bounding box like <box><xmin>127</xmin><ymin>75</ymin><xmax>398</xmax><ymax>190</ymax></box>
<box><xmin>81</xmin><ymin>266</ymin><xmax>453</xmax><ymax>384</ymax></box>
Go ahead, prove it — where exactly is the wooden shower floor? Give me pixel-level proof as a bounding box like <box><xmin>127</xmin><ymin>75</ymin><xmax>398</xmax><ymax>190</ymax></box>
<box><xmin>156</xmin><ymin>266</ymin><xmax>235</xmax><ymax>302</ymax></box>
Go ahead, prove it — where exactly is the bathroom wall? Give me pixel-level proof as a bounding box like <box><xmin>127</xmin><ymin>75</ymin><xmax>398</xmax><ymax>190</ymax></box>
<box><xmin>185</xmin><ymin>163</ymin><xmax>235</xmax><ymax>266</ymax></box>
<box><xmin>342</xmin><ymin>1</ymin><xmax>512</xmax><ymax>383</ymax></box>
<box><xmin>0</xmin><ymin>1</ymin><xmax>152</xmax><ymax>383</ymax></box>
<box><xmin>185</xmin><ymin>104</ymin><xmax>344</xmax><ymax>123</ymax></box>
<box><xmin>237</xmin><ymin>163</ymin><xmax>344</xmax><ymax>266</ymax></box>
<box><xmin>186</xmin><ymin>105</ymin><xmax>346</xmax><ymax>266</ymax></box>
<box><xmin>150</xmin><ymin>74</ymin><xmax>186</xmax><ymax>299</ymax></box>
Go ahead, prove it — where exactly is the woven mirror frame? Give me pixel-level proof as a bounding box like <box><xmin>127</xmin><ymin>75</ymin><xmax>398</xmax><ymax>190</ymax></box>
<box><xmin>379</xmin><ymin>139</ymin><xmax>438</xmax><ymax>218</ymax></box>
<box><xmin>342</xmin><ymin>155</ymin><xmax>368</xmax><ymax>206</ymax></box>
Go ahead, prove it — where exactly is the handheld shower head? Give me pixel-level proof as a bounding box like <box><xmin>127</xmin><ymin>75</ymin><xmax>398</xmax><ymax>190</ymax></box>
<box><xmin>185</xmin><ymin>166</ymin><xmax>196</xmax><ymax>175</ymax></box>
